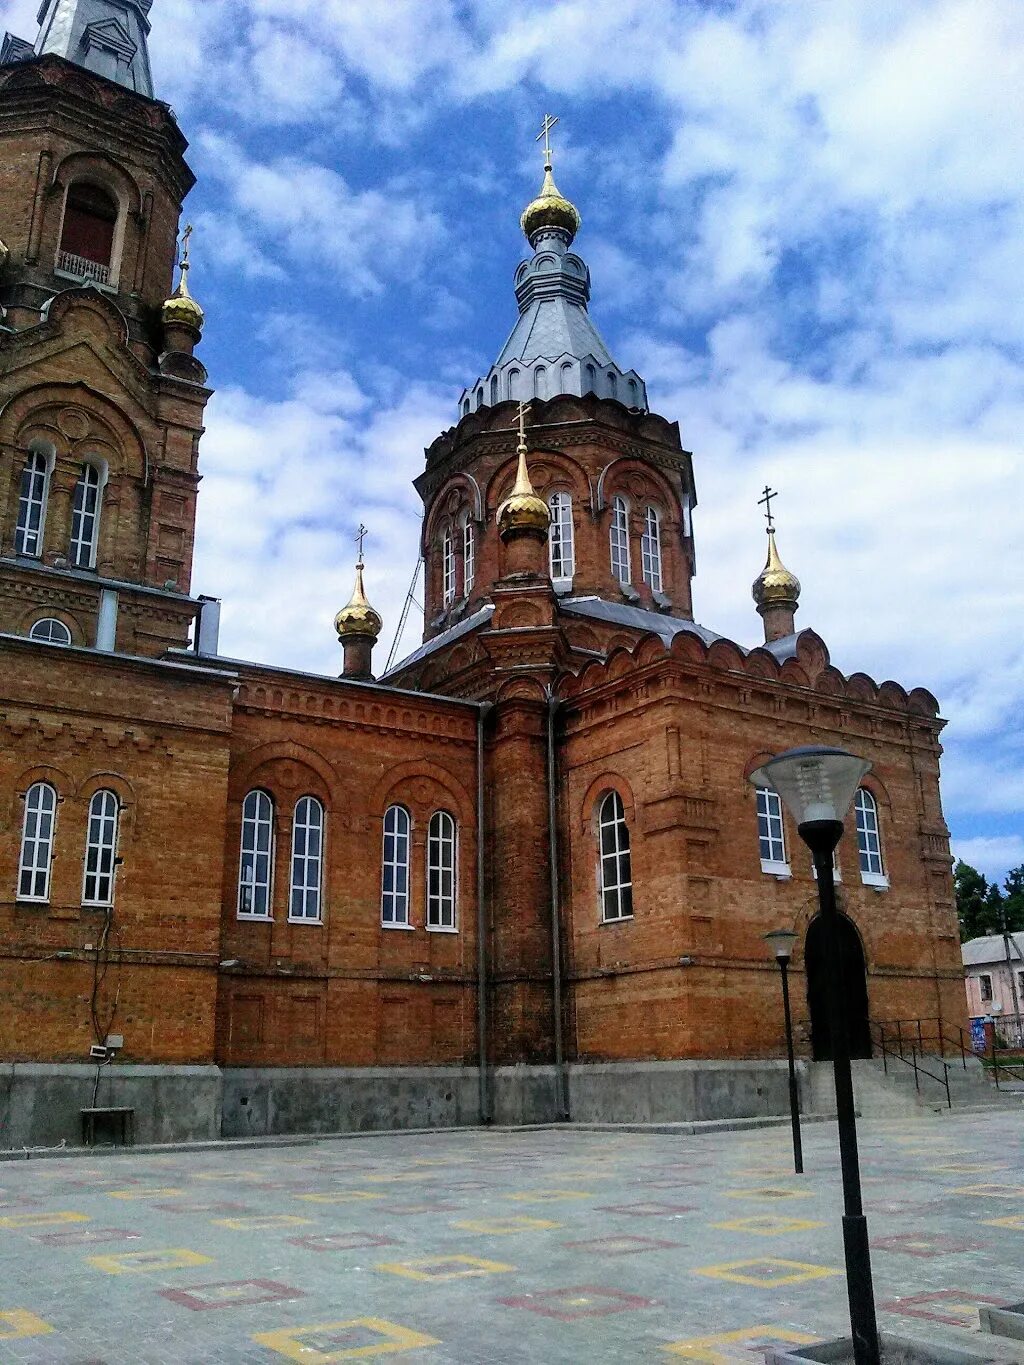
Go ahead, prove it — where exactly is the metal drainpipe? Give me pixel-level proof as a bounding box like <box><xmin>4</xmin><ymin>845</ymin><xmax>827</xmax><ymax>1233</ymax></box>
<box><xmin>547</xmin><ymin>689</ymin><xmax>570</xmax><ymax>1121</ymax></box>
<box><xmin>476</xmin><ymin>702</ymin><xmax>493</xmax><ymax>1124</ymax></box>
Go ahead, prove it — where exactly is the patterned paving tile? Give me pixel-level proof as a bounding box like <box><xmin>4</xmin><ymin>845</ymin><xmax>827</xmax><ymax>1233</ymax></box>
<box><xmin>287</xmin><ymin>1231</ymin><xmax>398</xmax><ymax>1252</ymax></box>
<box><xmin>984</xmin><ymin>1214</ymin><xmax>1024</xmax><ymax>1231</ymax></box>
<box><xmin>596</xmin><ymin>1201</ymin><xmax>696</xmax><ymax>1217</ymax></box>
<box><xmin>507</xmin><ymin>1189</ymin><xmax>593</xmax><ymax>1203</ymax></box>
<box><xmin>879</xmin><ymin>1289</ymin><xmax>1005</xmax><ymax>1326</ymax></box>
<box><xmin>0</xmin><ymin>1310</ymin><xmax>55</xmax><ymax>1340</ymax></box>
<box><xmin>253</xmin><ymin>1317</ymin><xmax>440</xmax><ymax>1360</ymax></box>
<box><xmin>561</xmin><ymin>1234</ymin><xmax>679</xmax><ymax>1255</ymax></box>
<box><xmin>212</xmin><ymin>1214</ymin><xmax>313</xmax><ymax>1230</ymax></box>
<box><xmin>496</xmin><ymin>1285</ymin><xmax>658</xmax><ymax>1320</ymax></box>
<box><xmin>661</xmin><ymin>1325</ymin><xmax>818</xmax><ymax>1359</ymax></box>
<box><xmin>723</xmin><ymin>1187</ymin><xmax>813</xmax><ymax>1202</ymax></box>
<box><xmin>0</xmin><ymin>1210</ymin><xmax>89</xmax><ymax>1228</ymax></box>
<box><xmin>159</xmin><ymin>1279</ymin><xmax>305</xmax><ymax>1311</ymax></box>
<box><xmin>872</xmin><ymin>1232</ymin><xmax>984</xmax><ymax>1257</ymax></box>
<box><xmin>453</xmin><ymin>1216</ymin><xmax>562</xmax><ymax>1234</ymax></box>
<box><xmin>376</xmin><ymin>1254</ymin><xmax>514</xmax><ymax>1281</ymax></box>
<box><xmin>694</xmin><ymin>1258</ymin><xmax>840</xmax><ymax>1287</ymax></box>
<box><xmin>30</xmin><ymin>1226</ymin><xmax>143</xmax><ymax>1247</ymax></box>
<box><xmin>711</xmin><ymin>1215</ymin><xmax>825</xmax><ymax>1236</ymax></box>
<box><xmin>87</xmin><ymin>1248</ymin><xmax>214</xmax><ymax>1275</ymax></box>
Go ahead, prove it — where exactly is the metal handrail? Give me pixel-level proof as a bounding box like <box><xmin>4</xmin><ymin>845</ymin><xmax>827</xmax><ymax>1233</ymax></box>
<box><xmin>872</xmin><ymin>1022</ymin><xmax>951</xmax><ymax>1108</ymax></box>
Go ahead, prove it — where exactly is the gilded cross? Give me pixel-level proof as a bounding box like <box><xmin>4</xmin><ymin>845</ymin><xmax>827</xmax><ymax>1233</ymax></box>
<box><xmin>355</xmin><ymin>523</ymin><xmax>368</xmax><ymax>562</ymax></box>
<box><xmin>758</xmin><ymin>485</ymin><xmax>777</xmax><ymax>529</ymax></box>
<box><xmin>516</xmin><ymin>400</ymin><xmax>531</xmax><ymax>448</ymax></box>
<box><xmin>179</xmin><ymin>222</ymin><xmax>193</xmax><ymax>272</ymax></box>
<box><xmin>536</xmin><ymin>113</ymin><xmax>559</xmax><ymax>165</ymax></box>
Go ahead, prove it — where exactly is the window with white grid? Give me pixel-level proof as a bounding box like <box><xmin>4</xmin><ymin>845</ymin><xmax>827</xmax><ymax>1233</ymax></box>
<box><xmin>290</xmin><ymin>796</ymin><xmax>323</xmax><ymax>921</ymax></box>
<box><xmin>442</xmin><ymin>526</ymin><xmax>455</xmax><ymax>605</ymax></box>
<box><xmin>855</xmin><ymin>788</ymin><xmax>885</xmax><ymax>878</ymax></box>
<box><xmin>548</xmin><ymin>492</ymin><xmax>575</xmax><ymax>579</ymax></box>
<box><xmin>599</xmin><ymin>791</ymin><xmax>633</xmax><ymax>922</ymax></box>
<box><xmin>381</xmin><ymin>804</ymin><xmax>411</xmax><ymax>926</ymax></box>
<box><xmin>69</xmin><ymin>464</ymin><xmax>101</xmax><ymax>568</ymax></box>
<box><xmin>641</xmin><ymin>505</ymin><xmax>663</xmax><ymax>593</ymax></box>
<box><xmin>29</xmin><ymin>618</ymin><xmax>72</xmax><ymax>645</ymax></box>
<box><xmin>426</xmin><ymin>810</ymin><xmax>457</xmax><ymax>930</ymax></box>
<box><xmin>757</xmin><ymin>787</ymin><xmax>788</xmax><ymax>869</ymax></box>
<box><xmin>15</xmin><ymin>451</ymin><xmax>49</xmax><ymax>557</ymax></box>
<box><xmin>18</xmin><ymin>782</ymin><xmax>57</xmax><ymax>902</ymax></box>
<box><xmin>238</xmin><ymin>789</ymin><xmax>274</xmax><ymax>917</ymax></box>
<box><xmin>463</xmin><ymin>520</ymin><xmax>475</xmax><ymax>594</ymax></box>
<box><xmin>82</xmin><ymin>789</ymin><xmax>119</xmax><ymax>907</ymax></box>
<box><xmin>610</xmin><ymin>495</ymin><xmax>631</xmax><ymax>583</ymax></box>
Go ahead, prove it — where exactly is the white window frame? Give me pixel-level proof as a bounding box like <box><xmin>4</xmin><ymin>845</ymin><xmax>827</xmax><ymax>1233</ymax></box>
<box><xmin>82</xmin><ymin>789</ymin><xmax>119</xmax><ymax>907</ymax></box>
<box><xmin>463</xmin><ymin>519</ymin><xmax>475</xmax><ymax>595</ymax></box>
<box><xmin>599</xmin><ymin>791</ymin><xmax>633</xmax><ymax>923</ymax></box>
<box><xmin>811</xmin><ymin>848</ymin><xmax>842</xmax><ymax>883</ymax></box>
<box><xmin>757</xmin><ymin>786</ymin><xmax>790</xmax><ymax>877</ymax></box>
<box><xmin>29</xmin><ymin>618</ymin><xmax>72</xmax><ymax>645</ymax></box>
<box><xmin>15</xmin><ymin>449</ymin><xmax>51</xmax><ymax>558</ymax></box>
<box><xmin>238</xmin><ymin>789</ymin><xmax>274</xmax><ymax>919</ymax></box>
<box><xmin>18</xmin><ymin>782</ymin><xmax>57</xmax><ymax>903</ymax></box>
<box><xmin>69</xmin><ymin>462</ymin><xmax>103</xmax><ymax>569</ymax></box>
<box><xmin>548</xmin><ymin>492</ymin><xmax>575</xmax><ymax>584</ymax></box>
<box><xmin>442</xmin><ymin>526</ymin><xmax>455</xmax><ymax>606</ymax></box>
<box><xmin>289</xmin><ymin>795</ymin><xmax>324</xmax><ymax>922</ymax></box>
<box><xmin>381</xmin><ymin>804</ymin><xmax>413</xmax><ymax>929</ymax></box>
<box><xmin>855</xmin><ymin>788</ymin><xmax>888</xmax><ymax>888</ymax></box>
<box><xmin>426</xmin><ymin>810</ymin><xmax>457</xmax><ymax>932</ymax></box>
<box><xmin>641</xmin><ymin>505</ymin><xmax>663</xmax><ymax>593</ymax></box>
<box><xmin>610</xmin><ymin>495</ymin><xmax>631</xmax><ymax>584</ymax></box>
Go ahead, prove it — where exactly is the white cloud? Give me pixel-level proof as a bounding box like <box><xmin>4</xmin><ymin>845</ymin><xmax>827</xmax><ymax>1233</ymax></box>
<box><xmin>952</xmin><ymin>836</ymin><xmax>1024</xmax><ymax>882</ymax></box>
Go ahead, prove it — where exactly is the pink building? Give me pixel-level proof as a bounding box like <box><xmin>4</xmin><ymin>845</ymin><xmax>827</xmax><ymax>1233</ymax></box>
<box><xmin>963</xmin><ymin>932</ymin><xmax>1024</xmax><ymax>1046</ymax></box>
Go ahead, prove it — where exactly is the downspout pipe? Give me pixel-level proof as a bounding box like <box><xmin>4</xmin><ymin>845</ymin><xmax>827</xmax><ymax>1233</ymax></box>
<box><xmin>477</xmin><ymin>701</ymin><xmax>493</xmax><ymax>1124</ymax></box>
<box><xmin>547</xmin><ymin>688</ymin><xmax>570</xmax><ymax>1121</ymax></box>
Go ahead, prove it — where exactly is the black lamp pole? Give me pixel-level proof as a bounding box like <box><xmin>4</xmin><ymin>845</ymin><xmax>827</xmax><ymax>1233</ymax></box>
<box><xmin>765</xmin><ymin>929</ymin><xmax>803</xmax><ymax>1176</ymax></box>
<box><xmin>802</xmin><ymin>817</ymin><xmax>881</xmax><ymax>1365</ymax></box>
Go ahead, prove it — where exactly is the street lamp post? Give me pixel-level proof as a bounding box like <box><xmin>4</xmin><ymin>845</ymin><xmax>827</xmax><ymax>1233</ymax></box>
<box><xmin>750</xmin><ymin>746</ymin><xmax>880</xmax><ymax>1365</ymax></box>
<box><xmin>765</xmin><ymin>928</ymin><xmax>802</xmax><ymax>1175</ymax></box>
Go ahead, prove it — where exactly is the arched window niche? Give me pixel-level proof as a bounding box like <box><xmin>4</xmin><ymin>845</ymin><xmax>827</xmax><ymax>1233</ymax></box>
<box><xmin>57</xmin><ymin>181</ymin><xmax>119</xmax><ymax>285</ymax></box>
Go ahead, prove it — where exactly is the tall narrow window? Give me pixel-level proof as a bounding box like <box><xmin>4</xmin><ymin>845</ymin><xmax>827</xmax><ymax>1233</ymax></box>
<box><xmin>238</xmin><ymin>790</ymin><xmax>274</xmax><ymax>918</ymax></box>
<box><xmin>548</xmin><ymin>493</ymin><xmax>575</xmax><ymax>580</ymax></box>
<box><xmin>641</xmin><ymin>506</ymin><xmax>663</xmax><ymax>593</ymax></box>
<box><xmin>290</xmin><ymin>796</ymin><xmax>324</xmax><ymax>921</ymax></box>
<box><xmin>82</xmin><ymin>789</ymin><xmax>119</xmax><ymax>907</ymax></box>
<box><xmin>18</xmin><ymin>782</ymin><xmax>57</xmax><ymax>902</ymax></box>
<box><xmin>69</xmin><ymin>464</ymin><xmax>101</xmax><ymax>568</ymax></box>
<box><xmin>381</xmin><ymin>804</ymin><xmax>411</xmax><ymax>927</ymax></box>
<box><xmin>426</xmin><ymin>810</ymin><xmax>457</xmax><ymax>930</ymax></box>
<box><xmin>599</xmin><ymin>791</ymin><xmax>633</xmax><ymax>922</ymax></box>
<box><xmin>490</xmin><ymin>374</ymin><xmax>499</xmax><ymax>405</ymax></box>
<box><xmin>610</xmin><ymin>495</ymin><xmax>630</xmax><ymax>584</ymax></box>
<box><xmin>463</xmin><ymin>520</ymin><xmax>475</xmax><ymax>594</ymax></box>
<box><xmin>855</xmin><ymin>788</ymin><xmax>887</xmax><ymax>883</ymax></box>
<box><xmin>58</xmin><ymin>182</ymin><xmax>117</xmax><ymax>283</ymax></box>
<box><xmin>757</xmin><ymin>786</ymin><xmax>788</xmax><ymax>870</ymax></box>
<box><xmin>15</xmin><ymin>451</ymin><xmax>49</xmax><ymax>557</ymax></box>
<box><xmin>442</xmin><ymin>527</ymin><xmax>455</xmax><ymax>606</ymax></box>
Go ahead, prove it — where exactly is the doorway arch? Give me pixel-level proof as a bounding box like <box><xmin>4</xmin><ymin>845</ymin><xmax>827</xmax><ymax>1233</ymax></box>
<box><xmin>805</xmin><ymin>912</ymin><xmax>872</xmax><ymax>1060</ymax></box>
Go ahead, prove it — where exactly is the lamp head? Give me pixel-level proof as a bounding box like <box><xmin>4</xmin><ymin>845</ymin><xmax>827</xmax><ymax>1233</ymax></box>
<box><xmin>749</xmin><ymin>745</ymin><xmax>870</xmax><ymax>826</ymax></box>
<box><xmin>764</xmin><ymin>928</ymin><xmax>798</xmax><ymax>963</ymax></box>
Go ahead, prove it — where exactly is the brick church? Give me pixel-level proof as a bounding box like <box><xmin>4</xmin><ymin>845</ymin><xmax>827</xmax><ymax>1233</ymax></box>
<box><xmin>0</xmin><ymin>1</ymin><xmax>965</xmax><ymax>1146</ymax></box>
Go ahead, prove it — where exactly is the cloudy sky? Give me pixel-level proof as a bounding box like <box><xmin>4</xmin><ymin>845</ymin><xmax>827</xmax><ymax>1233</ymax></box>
<box><xmin>8</xmin><ymin>0</ymin><xmax>1022</xmax><ymax>881</ymax></box>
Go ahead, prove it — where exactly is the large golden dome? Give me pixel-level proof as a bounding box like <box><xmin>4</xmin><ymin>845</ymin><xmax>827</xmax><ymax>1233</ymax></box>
<box><xmin>752</xmin><ymin>528</ymin><xmax>801</xmax><ymax>607</ymax></box>
<box><xmin>498</xmin><ymin>443</ymin><xmax>550</xmax><ymax>540</ymax></box>
<box><xmin>520</xmin><ymin>164</ymin><xmax>581</xmax><ymax>247</ymax></box>
<box><xmin>334</xmin><ymin>562</ymin><xmax>383</xmax><ymax>640</ymax></box>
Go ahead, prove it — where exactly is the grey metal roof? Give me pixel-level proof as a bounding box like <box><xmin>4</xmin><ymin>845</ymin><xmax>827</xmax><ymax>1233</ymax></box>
<box><xmin>761</xmin><ymin>632</ymin><xmax>800</xmax><ymax>663</ymax></box>
<box><xmin>5</xmin><ymin>0</ymin><xmax>154</xmax><ymax>97</ymax></box>
<box><xmin>383</xmin><ymin>604</ymin><xmax>495</xmax><ymax>678</ymax></box>
<box><xmin>559</xmin><ymin>596</ymin><xmax>721</xmax><ymax>647</ymax></box>
<box><xmin>459</xmin><ymin>229</ymin><xmax>646</xmax><ymax>418</ymax></box>
<box><xmin>962</xmin><ymin>933</ymin><xmax>1024</xmax><ymax>967</ymax></box>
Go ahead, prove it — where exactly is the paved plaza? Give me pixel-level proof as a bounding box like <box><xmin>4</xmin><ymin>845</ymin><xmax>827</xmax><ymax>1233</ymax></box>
<box><xmin>0</xmin><ymin>1111</ymin><xmax>1022</xmax><ymax>1362</ymax></box>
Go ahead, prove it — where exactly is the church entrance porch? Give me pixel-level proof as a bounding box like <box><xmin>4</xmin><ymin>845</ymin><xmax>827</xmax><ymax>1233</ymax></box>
<box><xmin>805</xmin><ymin>913</ymin><xmax>873</xmax><ymax>1062</ymax></box>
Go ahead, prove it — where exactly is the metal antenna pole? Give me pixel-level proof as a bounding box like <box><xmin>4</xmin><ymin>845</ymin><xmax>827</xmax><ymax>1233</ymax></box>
<box><xmin>384</xmin><ymin>555</ymin><xmax>423</xmax><ymax>674</ymax></box>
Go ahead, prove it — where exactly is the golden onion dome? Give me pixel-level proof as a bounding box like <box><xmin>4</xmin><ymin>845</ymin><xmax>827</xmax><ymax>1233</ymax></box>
<box><xmin>497</xmin><ymin>442</ymin><xmax>550</xmax><ymax>540</ymax></box>
<box><xmin>752</xmin><ymin>528</ymin><xmax>801</xmax><ymax>607</ymax></box>
<box><xmin>162</xmin><ymin>275</ymin><xmax>204</xmax><ymax>333</ymax></box>
<box><xmin>520</xmin><ymin>162</ymin><xmax>581</xmax><ymax>247</ymax></box>
<box><xmin>334</xmin><ymin>562</ymin><xmax>383</xmax><ymax>641</ymax></box>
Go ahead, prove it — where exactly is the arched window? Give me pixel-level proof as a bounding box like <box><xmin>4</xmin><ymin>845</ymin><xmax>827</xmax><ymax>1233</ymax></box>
<box><xmin>462</xmin><ymin>398</ymin><xmax>470</xmax><ymax>418</ymax></box>
<box><xmin>69</xmin><ymin>464</ymin><xmax>102</xmax><ymax>569</ymax></box>
<box><xmin>426</xmin><ymin>810</ymin><xmax>457</xmax><ymax>930</ymax></box>
<box><xmin>855</xmin><ymin>788</ymin><xmax>887</xmax><ymax>883</ymax></box>
<box><xmin>628</xmin><ymin>379</ymin><xmax>639</xmax><ymax>406</ymax></box>
<box><xmin>756</xmin><ymin>786</ymin><xmax>788</xmax><ymax>872</ymax></box>
<box><xmin>15</xmin><ymin>450</ymin><xmax>50</xmax><ymax>557</ymax></box>
<box><xmin>641</xmin><ymin>506</ymin><xmax>663</xmax><ymax>593</ymax></box>
<box><xmin>490</xmin><ymin>374</ymin><xmax>499</xmax><ymax>405</ymax></box>
<box><xmin>29</xmin><ymin>618</ymin><xmax>72</xmax><ymax>646</ymax></box>
<box><xmin>475</xmin><ymin>386</ymin><xmax>484</xmax><ymax>410</ymax></box>
<box><xmin>442</xmin><ymin>526</ymin><xmax>455</xmax><ymax>606</ymax></box>
<box><xmin>290</xmin><ymin>796</ymin><xmax>324</xmax><ymax>921</ymax></box>
<box><xmin>463</xmin><ymin>519</ymin><xmax>475</xmax><ymax>595</ymax></box>
<box><xmin>610</xmin><ymin>495</ymin><xmax>630</xmax><ymax>584</ymax></box>
<box><xmin>599</xmin><ymin>792</ymin><xmax>633</xmax><ymax>922</ymax></box>
<box><xmin>561</xmin><ymin>360</ymin><xmax>574</xmax><ymax>391</ymax></box>
<box><xmin>238</xmin><ymin>790</ymin><xmax>274</xmax><ymax>918</ymax></box>
<box><xmin>548</xmin><ymin>492</ymin><xmax>575</xmax><ymax>580</ymax></box>
<box><xmin>381</xmin><ymin>804</ymin><xmax>411</xmax><ymax>927</ymax></box>
<box><xmin>58</xmin><ymin>182</ymin><xmax>118</xmax><ymax>283</ymax></box>
<box><xmin>82</xmin><ymin>789</ymin><xmax>119</xmax><ymax>907</ymax></box>
<box><xmin>18</xmin><ymin>782</ymin><xmax>57</xmax><ymax>902</ymax></box>
<box><xmin>585</xmin><ymin>363</ymin><xmax>597</xmax><ymax>394</ymax></box>
<box><xmin>608</xmin><ymin>371</ymin><xmax>618</xmax><ymax>399</ymax></box>
<box><xmin>534</xmin><ymin>366</ymin><xmax>547</xmax><ymax>399</ymax></box>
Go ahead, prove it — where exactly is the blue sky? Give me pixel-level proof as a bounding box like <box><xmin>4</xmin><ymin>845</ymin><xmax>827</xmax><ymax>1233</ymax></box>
<box><xmin>8</xmin><ymin>0</ymin><xmax>1023</xmax><ymax>882</ymax></box>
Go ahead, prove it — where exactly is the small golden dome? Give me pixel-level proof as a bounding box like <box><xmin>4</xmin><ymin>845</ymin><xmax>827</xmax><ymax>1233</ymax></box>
<box><xmin>520</xmin><ymin>162</ymin><xmax>581</xmax><ymax>247</ymax></box>
<box><xmin>334</xmin><ymin>562</ymin><xmax>383</xmax><ymax>641</ymax></box>
<box><xmin>162</xmin><ymin>276</ymin><xmax>204</xmax><ymax>333</ymax></box>
<box><xmin>752</xmin><ymin>527</ymin><xmax>801</xmax><ymax>607</ymax></box>
<box><xmin>498</xmin><ymin>442</ymin><xmax>550</xmax><ymax>540</ymax></box>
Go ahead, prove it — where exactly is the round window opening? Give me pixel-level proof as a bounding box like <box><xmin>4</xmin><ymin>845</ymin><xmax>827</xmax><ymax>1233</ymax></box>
<box><xmin>29</xmin><ymin>618</ymin><xmax>72</xmax><ymax>645</ymax></box>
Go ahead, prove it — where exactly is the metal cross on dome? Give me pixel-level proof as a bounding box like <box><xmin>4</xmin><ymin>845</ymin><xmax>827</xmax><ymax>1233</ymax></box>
<box><xmin>355</xmin><ymin>523</ymin><xmax>368</xmax><ymax>563</ymax></box>
<box><xmin>536</xmin><ymin>112</ymin><xmax>559</xmax><ymax>165</ymax></box>
<box><xmin>515</xmin><ymin>400</ymin><xmax>532</xmax><ymax>448</ymax></box>
<box><xmin>758</xmin><ymin>484</ymin><xmax>778</xmax><ymax>530</ymax></box>
<box><xmin>179</xmin><ymin>222</ymin><xmax>193</xmax><ymax>272</ymax></box>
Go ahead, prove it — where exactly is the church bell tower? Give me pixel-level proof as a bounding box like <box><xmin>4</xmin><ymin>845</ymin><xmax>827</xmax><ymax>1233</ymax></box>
<box><xmin>0</xmin><ymin>0</ymin><xmax>210</xmax><ymax>657</ymax></box>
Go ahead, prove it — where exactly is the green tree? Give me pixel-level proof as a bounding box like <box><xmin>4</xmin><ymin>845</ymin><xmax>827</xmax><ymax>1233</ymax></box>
<box><xmin>954</xmin><ymin>860</ymin><xmax>1003</xmax><ymax>941</ymax></box>
<box><xmin>1002</xmin><ymin>864</ymin><xmax>1024</xmax><ymax>933</ymax></box>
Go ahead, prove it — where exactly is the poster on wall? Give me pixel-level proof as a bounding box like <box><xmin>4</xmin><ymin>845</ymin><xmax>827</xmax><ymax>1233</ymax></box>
<box><xmin>970</xmin><ymin>1018</ymin><xmax>988</xmax><ymax>1053</ymax></box>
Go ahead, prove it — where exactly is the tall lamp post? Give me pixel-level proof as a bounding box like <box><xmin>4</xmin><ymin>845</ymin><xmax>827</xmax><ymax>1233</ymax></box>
<box><xmin>750</xmin><ymin>745</ymin><xmax>880</xmax><ymax>1365</ymax></box>
<box><xmin>765</xmin><ymin>928</ymin><xmax>802</xmax><ymax>1176</ymax></box>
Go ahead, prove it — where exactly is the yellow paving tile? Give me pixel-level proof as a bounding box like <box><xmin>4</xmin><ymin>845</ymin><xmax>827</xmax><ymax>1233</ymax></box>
<box><xmin>451</xmin><ymin>1216</ymin><xmax>561</xmax><ymax>1234</ymax></box>
<box><xmin>507</xmin><ymin>1189</ymin><xmax>592</xmax><ymax>1202</ymax></box>
<box><xmin>376</xmin><ymin>1254</ymin><xmax>514</xmax><ymax>1281</ymax></box>
<box><xmin>297</xmin><ymin>1192</ymin><xmax>380</xmax><ymax>1204</ymax></box>
<box><xmin>253</xmin><ymin>1318</ymin><xmax>440</xmax><ymax>1361</ymax></box>
<box><xmin>88</xmin><ymin>1248</ymin><xmax>214</xmax><ymax>1274</ymax></box>
<box><xmin>985</xmin><ymin>1215</ymin><xmax>1024</xmax><ymax>1230</ymax></box>
<box><xmin>662</xmin><ymin>1325</ymin><xmax>817</xmax><ymax>1359</ymax></box>
<box><xmin>711</xmin><ymin>1214</ymin><xmax>825</xmax><ymax>1236</ymax></box>
<box><xmin>0</xmin><ymin>1211</ymin><xmax>89</xmax><ymax>1229</ymax></box>
<box><xmin>107</xmin><ymin>1187</ymin><xmax>185</xmax><ymax>1200</ymax></box>
<box><xmin>213</xmin><ymin>1215</ymin><xmax>313</xmax><ymax>1230</ymax></box>
<box><xmin>693</xmin><ymin>1258</ymin><xmax>840</xmax><ymax>1287</ymax></box>
<box><xmin>0</xmin><ymin>1310</ymin><xmax>55</xmax><ymax>1341</ymax></box>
